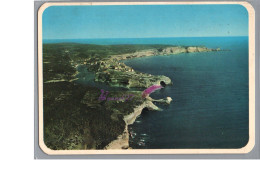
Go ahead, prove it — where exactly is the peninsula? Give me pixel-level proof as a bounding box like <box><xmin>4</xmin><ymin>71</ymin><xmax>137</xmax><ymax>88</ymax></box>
<box><xmin>83</xmin><ymin>46</ymin><xmax>220</xmax><ymax>88</ymax></box>
<box><xmin>43</xmin><ymin>43</ymin><xmax>220</xmax><ymax>150</ymax></box>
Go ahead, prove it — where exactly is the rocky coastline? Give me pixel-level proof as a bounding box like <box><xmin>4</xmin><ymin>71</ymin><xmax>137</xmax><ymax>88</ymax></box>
<box><xmin>43</xmin><ymin>43</ymin><xmax>221</xmax><ymax>150</ymax></box>
<box><xmin>105</xmin><ymin>99</ymin><xmax>161</xmax><ymax>149</ymax></box>
<box><xmin>83</xmin><ymin>46</ymin><xmax>220</xmax><ymax>89</ymax></box>
<box><xmin>82</xmin><ymin>45</ymin><xmax>220</xmax><ymax>149</ymax></box>
<box><xmin>105</xmin><ymin>96</ymin><xmax>172</xmax><ymax>150</ymax></box>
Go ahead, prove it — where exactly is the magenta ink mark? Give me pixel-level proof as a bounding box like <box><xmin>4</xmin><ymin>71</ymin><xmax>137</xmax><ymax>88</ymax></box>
<box><xmin>142</xmin><ymin>85</ymin><xmax>163</xmax><ymax>98</ymax></box>
<box><xmin>98</xmin><ymin>89</ymin><xmax>135</xmax><ymax>102</ymax></box>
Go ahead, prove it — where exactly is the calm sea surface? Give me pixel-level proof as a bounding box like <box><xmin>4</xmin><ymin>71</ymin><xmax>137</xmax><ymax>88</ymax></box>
<box><xmin>51</xmin><ymin>37</ymin><xmax>249</xmax><ymax>149</ymax></box>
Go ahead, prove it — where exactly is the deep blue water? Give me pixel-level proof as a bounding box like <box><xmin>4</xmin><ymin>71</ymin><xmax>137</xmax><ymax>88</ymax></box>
<box><xmin>123</xmin><ymin>37</ymin><xmax>249</xmax><ymax>149</ymax></box>
<box><xmin>63</xmin><ymin>37</ymin><xmax>249</xmax><ymax>149</ymax></box>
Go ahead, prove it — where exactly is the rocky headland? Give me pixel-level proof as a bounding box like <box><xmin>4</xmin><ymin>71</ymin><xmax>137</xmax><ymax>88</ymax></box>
<box><xmin>82</xmin><ymin>46</ymin><xmax>220</xmax><ymax>89</ymax></box>
<box><xmin>43</xmin><ymin>43</ymin><xmax>220</xmax><ymax>150</ymax></box>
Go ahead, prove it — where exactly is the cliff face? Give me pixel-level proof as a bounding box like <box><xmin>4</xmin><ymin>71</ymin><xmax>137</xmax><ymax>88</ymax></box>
<box><xmin>105</xmin><ymin>100</ymin><xmax>160</xmax><ymax>149</ymax></box>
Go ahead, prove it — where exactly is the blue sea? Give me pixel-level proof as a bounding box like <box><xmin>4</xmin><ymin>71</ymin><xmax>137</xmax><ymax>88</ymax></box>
<box><xmin>49</xmin><ymin>37</ymin><xmax>249</xmax><ymax>149</ymax></box>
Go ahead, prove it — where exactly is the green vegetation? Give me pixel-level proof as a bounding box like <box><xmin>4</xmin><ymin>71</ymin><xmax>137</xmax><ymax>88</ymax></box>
<box><xmin>43</xmin><ymin>43</ymin><xmax>156</xmax><ymax>149</ymax></box>
<box><xmin>44</xmin><ymin>80</ymin><xmax>143</xmax><ymax>149</ymax></box>
<box><xmin>43</xmin><ymin>43</ymin><xmax>173</xmax><ymax>64</ymax></box>
<box><xmin>43</xmin><ymin>43</ymin><xmax>215</xmax><ymax>149</ymax></box>
<box><xmin>43</xmin><ymin>43</ymin><xmax>216</xmax><ymax>150</ymax></box>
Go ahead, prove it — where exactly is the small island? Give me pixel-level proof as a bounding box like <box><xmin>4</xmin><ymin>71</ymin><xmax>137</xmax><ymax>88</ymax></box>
<box><xmin>43</xmin><ymin>43</ymin><xmax>220</xmax><ymax>150</ymax></box>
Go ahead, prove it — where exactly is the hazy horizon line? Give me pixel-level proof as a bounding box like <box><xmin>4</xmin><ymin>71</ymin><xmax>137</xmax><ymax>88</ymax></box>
<box><xmin>43</xmin><ymin>35</ymin><xmax>248</xmax><ymax>40</ymax></box>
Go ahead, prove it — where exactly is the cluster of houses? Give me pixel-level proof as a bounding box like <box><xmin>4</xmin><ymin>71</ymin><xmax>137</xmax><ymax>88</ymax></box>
<box><xmin>83</xmin><ymin>58</ymin><xmax>135</xmax><ymax>74</ymax></box>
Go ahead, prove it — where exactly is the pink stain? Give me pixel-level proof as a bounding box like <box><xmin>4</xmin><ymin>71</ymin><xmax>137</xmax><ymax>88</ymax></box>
<box><xmin>142</xmin><ymin>85</ymin><xmax>163</xmax><ymax>98</ymax></box>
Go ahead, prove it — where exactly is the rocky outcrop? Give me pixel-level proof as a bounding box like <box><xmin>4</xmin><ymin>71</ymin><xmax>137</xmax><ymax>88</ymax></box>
<box><xmin>147</xmin><ymin>96</ymin><xmax>173</xmax><ymax>104</ymax></box>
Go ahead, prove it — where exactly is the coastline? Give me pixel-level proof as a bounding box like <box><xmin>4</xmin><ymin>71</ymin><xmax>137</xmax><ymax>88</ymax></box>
<box><xmin>101</xmin><ymin>46</ymin><xmax>220</xmax><ymax>149</ymax></box>
<box><xmin>43</xmin><ymin>43</ymin><xmax>221</xmax><ymax>150</ymax></box>
<box><xmin>83</xmin><ymin>46</ymin><xmax>220</xmax><ymax>89</ymax></box>
<box><xmin>110</xmin><ymin>46</ymin><xmax>220</xmax><ymax>61</ymax></box>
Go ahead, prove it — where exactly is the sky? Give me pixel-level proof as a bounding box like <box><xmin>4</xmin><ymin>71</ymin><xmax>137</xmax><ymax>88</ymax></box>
<box><xmin>42</xmin><ymin>5</ymin><xmax>248</xmax><ymax>39</ymax></box>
